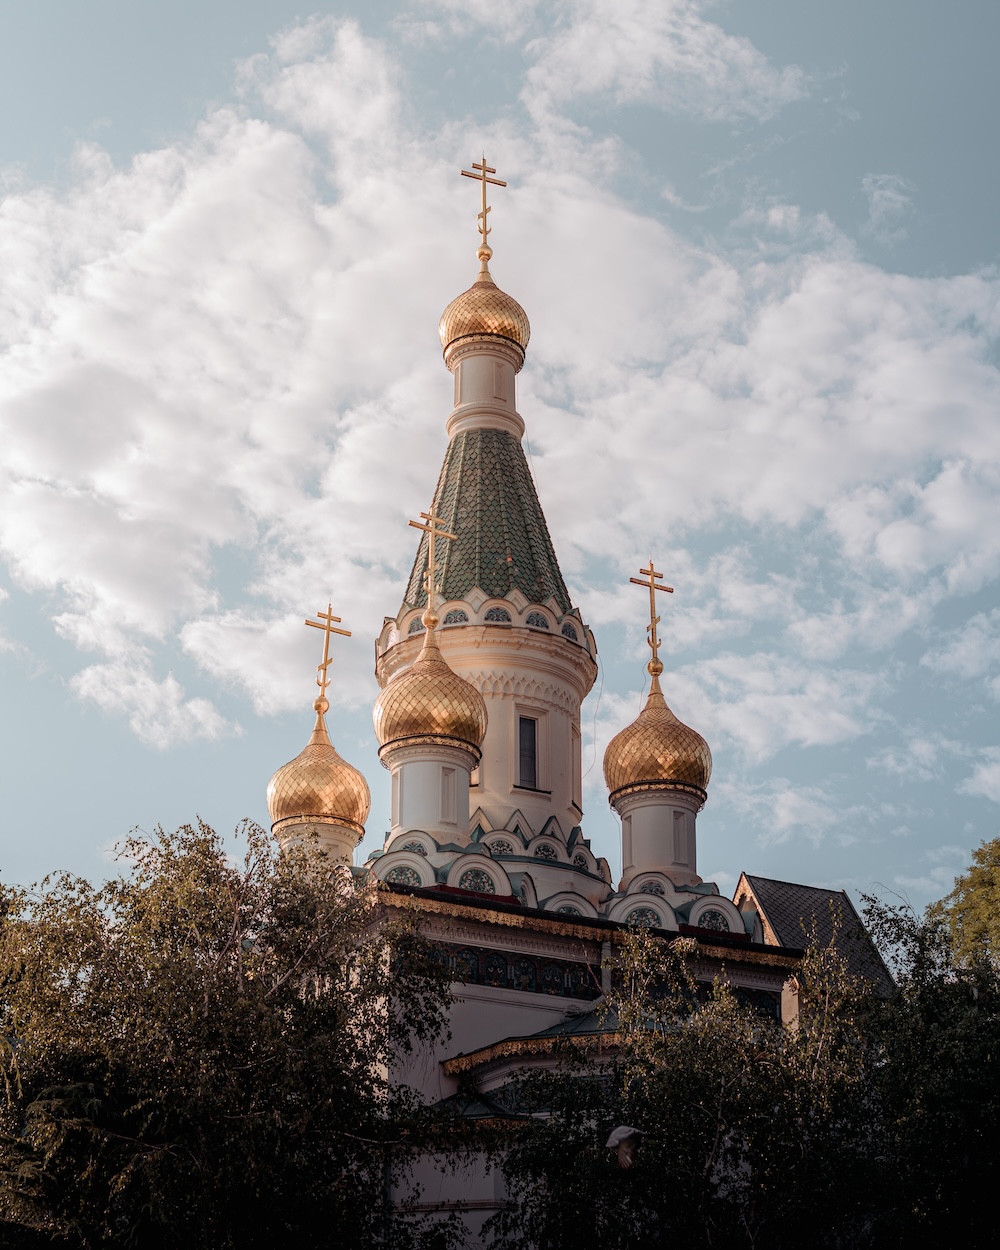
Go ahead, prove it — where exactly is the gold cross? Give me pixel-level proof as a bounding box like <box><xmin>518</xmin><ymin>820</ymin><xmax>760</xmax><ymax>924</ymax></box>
<box><xmin>460</xmin><ymin>154</ymin><xmax>506</xmax><ymax>257</ymax></box>
<box><xmin>409</xmin><ymin>510</ymin><xmax>457</xmax><ymax>615</ymax></box>
<box><xmin>304</xmin><ymin>603</ymin><xmax>351</xmax><ymax>693</ymax></box>
<box><xmin>629</xmin><ymin>558</ymin><xmax>674</xmax><ymax>668</ymax></box>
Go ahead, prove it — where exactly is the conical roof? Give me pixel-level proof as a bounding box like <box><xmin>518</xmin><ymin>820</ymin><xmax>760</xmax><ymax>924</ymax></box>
<box><xmin>400</xmin><ymin>427</ymin><xmax>573</xmax><ymax>615</ymax></box>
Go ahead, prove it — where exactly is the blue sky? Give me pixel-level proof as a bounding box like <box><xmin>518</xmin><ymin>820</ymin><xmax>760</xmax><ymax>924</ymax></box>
<box><xmin>1</xmin><ymin>1</ymin><xmax>999</xmax><ymax>909</ymax></box>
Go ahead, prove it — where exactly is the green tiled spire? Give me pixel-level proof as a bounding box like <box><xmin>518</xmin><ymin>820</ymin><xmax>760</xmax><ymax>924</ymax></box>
<box><xmin>401</xmin><ymin>429</ymin><xmax>573</xmax><ymax>614</ymax></box>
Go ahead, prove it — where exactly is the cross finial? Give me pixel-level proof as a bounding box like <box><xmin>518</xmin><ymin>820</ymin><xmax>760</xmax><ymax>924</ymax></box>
<box><xmin>629</xmin><ymin>558</ymin><xmax>674</xmax><ymax>675</ymax></box>
<box><xmin>304</xmin><ymin>603</ymin><xmax>352</xmax><ymax>710</ymax></box>
<box><xmin>408</xmin><ymin>510</ymin><xmax>458</xmax><ymax>626</ymax></box>
<box><xmin>460</xmin><ymin>154</ymin><xmax>507</xmax><ymax>271</ymax></box>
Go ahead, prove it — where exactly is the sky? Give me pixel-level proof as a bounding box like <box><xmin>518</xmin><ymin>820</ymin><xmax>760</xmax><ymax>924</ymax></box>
<box><xmin>1</xmin><ymin>1</ymin><xmax>999</xmax><ymax>912</ymax></box>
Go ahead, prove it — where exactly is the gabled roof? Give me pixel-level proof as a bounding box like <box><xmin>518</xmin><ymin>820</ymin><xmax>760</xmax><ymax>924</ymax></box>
<box><xmin>735</xmin><ymin>874</ymin><xmax>894</xmax><ymax>996</ymax></box>
<box><xmin>401</xmin><ymin>427</ymin><xmax>573</xmax><ymax>614</ymax></box>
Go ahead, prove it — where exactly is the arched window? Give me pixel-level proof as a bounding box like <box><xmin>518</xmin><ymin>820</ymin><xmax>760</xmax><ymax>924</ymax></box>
<box><xmin>488</xmin><ymin>839</ymin><xmax>514</xmax><ymax>856</ymax></box>
<box><xmin>561</xmin><ymin>621</ymin><xmax>579</xmax><ymax>642</ymax></box>
<box><xmin>408</xmin><ymin>617</ymin><xmax>425</xmax><ymax>634</ymax></box>
<box><xmin>399</xmin><ymin>841</ymin><xmax>428</xmax><ymax>856</ymax></box>
<box><xmin>385</xmin><ymin>865</ymin><xmax>421</xmax><ymax>887</ymax></box>
<box><xmin>525</xmin><ymin>612</ymin><xmax>549</xmax><ymax>629</ymax></box>
<box><xmin>698</xmin><ymin>908</ymin><xmax>730</xmax><ymax>932</ymax></box>
<box><xmin>572</xmin><ymin>853</ymin><xmax>589</xmax><ymax>869</ymax></box>
<box><xmin>533</xmin><ymin>844</ymin><xmax>558</xmax><ymax>861</ymax></box>
<box><xmin>458</xmin><ymin>868</ymin><xmax>496</xmax><ymax>895</ymax></box>
<box><xmin>443</xmin><ymin>609</ymin><xmax>468</xmax><ymax>625</ymax></box>
<box><xmin>639</xmin><ymin>880</ymin><xmax>665</xmax><ymax>896</ymax></box>
<box><xmin>485</xmin><ymin>606</ymin><xmax>512</xmax><ymax>623</ymax></box>
<box><xmin>556</xmin><ymin>904</ymin><xmax>582</xmax><ymax>916</ymax></box>
<box><xmin>626</xmin><ymin>907</ymin><xmax>661</xmax><ymax>928</ymax></box>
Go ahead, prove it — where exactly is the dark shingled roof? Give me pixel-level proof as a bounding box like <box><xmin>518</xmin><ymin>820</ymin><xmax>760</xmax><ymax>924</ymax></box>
<box><xmin>401</xmin><ymin>427</ymin><xmax>573</xmax><ymax>615</ymax></box>
<box><xmin>738</xmin><ymin>874</ymin><xmax>894</xmax><ymax>996</ymax></box>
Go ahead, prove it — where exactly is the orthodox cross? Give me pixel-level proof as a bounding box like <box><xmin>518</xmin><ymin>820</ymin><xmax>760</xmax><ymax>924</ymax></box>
<box><xmin>305</xmin><ymin>603</ymin><xmax>351</xmax><ymax>694</ymax></box>
<box><xmin>629</xmin><ymin>558</ymin><xmax>674</xmax><ymax>668</ymax></box>
<box><xmin>460</xmin><ymin>155</ymin><xmax>506</xmax><ymax>256</ymax></box>
<box><xmin>409</xmin><ymin>510</ymin><xmax>457</xmax><ymax>614</ymax></box>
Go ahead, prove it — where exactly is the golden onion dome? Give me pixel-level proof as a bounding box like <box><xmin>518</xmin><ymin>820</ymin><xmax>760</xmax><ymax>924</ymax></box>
<box><xmin>603</xmin><ymin>667</ymin><xmax>712</xmax><ymax>803</ymax></box>
<box><xmin>267</xmin><ymin>696</ymin><xmax>371</xmax><ymax>837</ymax></box>
<box><xmin>373</xmin><ymin>614</ymin><xmax>487</xmax><ymax>758</ymax></box>
<box><xmin>439</xmin><ymin>258</ymin><xmax>530</xmax><ymax>363</ymax></box>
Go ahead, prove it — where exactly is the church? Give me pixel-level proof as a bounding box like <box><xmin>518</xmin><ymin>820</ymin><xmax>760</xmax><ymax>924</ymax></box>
<box><xmin>263</xmin><ymin>159</ymin><xmax>890</xmax><ymax>1240</ymax></box>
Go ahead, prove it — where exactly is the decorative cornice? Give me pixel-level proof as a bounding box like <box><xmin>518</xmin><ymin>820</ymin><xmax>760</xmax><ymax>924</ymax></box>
<box><xmin>442</xmin><ymin>1031</ymin><xmax>621</xmax><ymax>1076</ymax></box>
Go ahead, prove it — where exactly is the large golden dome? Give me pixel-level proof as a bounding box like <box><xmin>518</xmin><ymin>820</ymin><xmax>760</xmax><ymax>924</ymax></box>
<box><xmin>603</xmin><ymin>671</ymin><xmax>712</xmax><ymax>803</ymax></box>
<box><xmin>439</xmin><ymin>262</ymin><xmax>530</xmax><ymax>362</ymax></box>
<box><xmin>268</xmin><ymin>698</ymin><xmax>371</xmax><ymax>837</ymax></box>
<box><xmin>374</xmin><ymin>618</ymin><xmax>487</xmax><ymax>758</ymax></box>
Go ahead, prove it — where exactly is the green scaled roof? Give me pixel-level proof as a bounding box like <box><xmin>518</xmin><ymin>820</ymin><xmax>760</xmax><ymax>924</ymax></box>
<box><xmin>401</xmin><ymin>428</ymin><xmax>574</xmax><ymax>615</ymax></box>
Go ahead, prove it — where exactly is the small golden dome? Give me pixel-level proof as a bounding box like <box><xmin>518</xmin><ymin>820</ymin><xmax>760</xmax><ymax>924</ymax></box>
<box><xmin>268</xmin><ymin>697</ymin><xmax>371</xmax><ymax>837</ymax></box>
<box><xmin>373</xmin><ymin>618</ymin><xmax>487</xmax><ymax>758</ymax></box>
<box><xmin>439</xmin><ymin>262</ymin><xmax>530</xmax><ymax>361</ymax></box>
<box><xmin>603</xmin><ymin>672</ymin><xmax>712</xmax><ymax>803</ymax></box>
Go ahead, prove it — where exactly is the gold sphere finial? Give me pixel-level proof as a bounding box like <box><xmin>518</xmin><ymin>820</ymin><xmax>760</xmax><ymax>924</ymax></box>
<box><xmin>422</xmin><ymin>608</ymin><xmax>440</xmax><ymax>630</ymax></box>
<box><xmin>648</xmin><ymin>658</ymin><xmax>664</xmax><ymax>678</ymax></box>
<box><xmin>314</xmin><ymin>694</ymin><xmax>330</xmax><ymax>716</ymax></box>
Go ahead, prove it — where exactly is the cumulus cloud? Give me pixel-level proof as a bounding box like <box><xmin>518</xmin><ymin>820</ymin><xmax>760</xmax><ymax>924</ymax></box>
<box><xmin>519</xmin><ymin>0</ymin><xmax>807</xmax><ymax>123</ymax></box>
<box><xmin>0</xmin><ymin>8</ymin><xmax>999</xmax><ymax>762</ymax></box>
<box><xmin>959</xmin><ymin>748</ymin><xmax>1000</xmax><ymax>803</ymax></box>
<box><xmin>923</xmin><ymin>609</ymin><xmax>1000</xmax><ymax>681</ymax></box>
<box><xmin>70</xmin><ymin>659</ymin><xmax>233</xmax><ymax>749</ymax></box>
<box><xmin>667</xmin><ymin>654</ymin><xmax>879</xmax><ymax>761</ymax></box>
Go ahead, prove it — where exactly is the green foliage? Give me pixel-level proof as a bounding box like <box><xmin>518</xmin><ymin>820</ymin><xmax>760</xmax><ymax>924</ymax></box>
<box><xmin>863</xmin><ymin>896</ymin><xmax>1000</xmax><ymax>1247</ymax></box>
<box><xmin>0</xmin><ymin>822</ymin><xmax>455</xmax><ymax>1250</ymax></box>
<box><xmin>485</xmin><ymin>929</ymin><xmax>874</xmax><ymax>1250</ymax></box>
<box><xmin>928</xmin><ymin>835</ymin><xmax>1000</xmax><ymax>967</ymax></box>
<box><xmin>485</xmin><ymin>909</ymin><xmax>1000</xmax><ymax>1250</ymax></box>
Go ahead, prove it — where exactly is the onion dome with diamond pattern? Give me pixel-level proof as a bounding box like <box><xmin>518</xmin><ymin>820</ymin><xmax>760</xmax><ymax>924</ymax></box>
<box><xmin>439</xmin><ymin>258</ymin><xmax>530</xmax><ymax>368</ymax></box>
<box><xmin>603</xmin><ymin>668</ymin><xmax>712</xmax><ymax>804</ymax></box>
<box><xmin>267</xmin><ymin>697</ymin><xmax>371</xmax><ymax>838</ymax></box>
<box><xmin>373</xmin><ymin>615</ymin><xmax>488</xmax><ymax>759</ymax></box>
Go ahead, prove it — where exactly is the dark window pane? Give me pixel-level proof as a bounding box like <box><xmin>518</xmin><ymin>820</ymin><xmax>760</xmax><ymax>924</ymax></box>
<box><xmin>519</xmin><ymin>717</ymin><xmax>537</xmax><ymax>788</ymax></box>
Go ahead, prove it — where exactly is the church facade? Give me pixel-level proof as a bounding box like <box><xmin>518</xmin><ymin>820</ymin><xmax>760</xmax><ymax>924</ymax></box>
<box><xmin>264</xmin><ymin>161</ymin><xmax>890</xmax><ymax>1242</ymax></box>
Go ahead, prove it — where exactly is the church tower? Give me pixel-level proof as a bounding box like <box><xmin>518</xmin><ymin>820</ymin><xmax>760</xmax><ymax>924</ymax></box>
<box><xmin>372</xmin><ymin>157</ymin><xmax>608</xmax><ymax>912</ymax></box>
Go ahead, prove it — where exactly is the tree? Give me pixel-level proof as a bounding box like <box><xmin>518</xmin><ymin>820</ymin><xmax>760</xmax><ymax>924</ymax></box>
<box><xmin>861</xmin><ymin>894</ymin><xmax>1000</xmax><ymax>1249</ymax></box>
<box><xmin>0</xmin><ymin>822</ymin><xmax>457</xmax><ymax>1250</ymax></box>
<box><xmin>928</xmin><ymin>835</ymin><xmax>1000</xmax><ymax>967</ymax></box>
<box><xmin>484</xmin><ymin>927</ymin><xmax>876</xmax><ymax>1250</ymax></box>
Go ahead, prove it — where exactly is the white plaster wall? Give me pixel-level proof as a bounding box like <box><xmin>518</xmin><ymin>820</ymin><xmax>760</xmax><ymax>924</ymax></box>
<box><xmin>383</xmin><ymin>743</ymin><xmax>475</xmax><ymax>842</ymax></box>
<box><xmin>617</xmin><ymin>789</ymin><xmax>702</xmax><ymax>889</ymax></box>
<box><xmin>274</xmin><ymin>820</ymin><xmax>358</xmax><ymax>864</ymax></box>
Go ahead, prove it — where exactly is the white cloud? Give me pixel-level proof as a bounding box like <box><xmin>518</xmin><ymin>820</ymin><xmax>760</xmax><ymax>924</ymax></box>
<box><xmin>70</xmin><ymin>659</ymin><xmax>234</xmax><ymax>749</ymax></box>
<box><xmin>923</xmin><ymin>609</ymin><xmax>1000</xmax><ymax>681</ymax></box>
<box><xmin>862</xmin><ymin>173</ymin><xmax>915</xmax><ymax>247</ymax></box>
<box><xmin>667</xmin><ymin>653</ymin><xmax>879</xmax><ymax>761</ymax></box>
<box><xmin>867</xmin><ymin>732</ymin><xmax>963</xmax><ymax>783</ymax></box>
<box><xmin>520</xmin><ymin>0</ymin><xmax>807</xmax><ymax>123</ymax></box>
<box><xmin>959</xmin><ymin>748</ymin><xmax>1000</xmax><ymax>803</ymax></box>
<box><xmin>716</xmin><ymin>776</ymin><xmax>863</xmax><ymax>848</ymax></box>
<box><xmin>0</xmin><ymin>11</ymin><xmax>999</xmax><ymax>755</ymax></box>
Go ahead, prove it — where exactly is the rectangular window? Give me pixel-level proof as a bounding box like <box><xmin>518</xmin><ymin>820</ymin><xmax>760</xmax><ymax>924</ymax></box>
<box><xmin>441</xmin><ymin>767</ymin><xmax>456</xmax><ymax>824</ymax></box>
<box><xmin>493</xmin><ymin>361</ymin><xmax>507</xmax><ymax>401</ymax></box>
<box><xmin>518</xmin><ymin>716</ymin><xmax>537</xmax><ymax>789</ymax></box>
<box><xmin>673</xmin><ymin>811</ymin><xmax>686</xmax><ymax>865</ymax></box>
